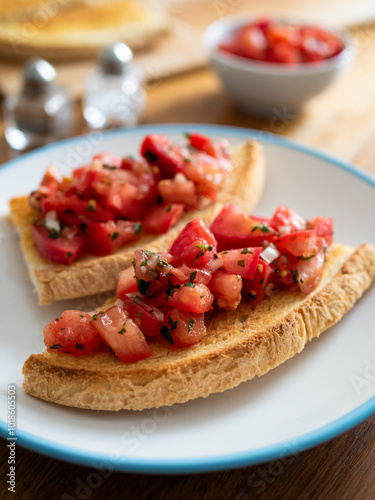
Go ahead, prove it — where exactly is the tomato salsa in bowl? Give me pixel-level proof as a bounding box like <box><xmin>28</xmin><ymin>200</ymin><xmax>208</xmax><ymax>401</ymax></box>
<box><xmin>203</xmin><ymin>16</ymin><xmax>355</xmax><ymax>117</ymax></box>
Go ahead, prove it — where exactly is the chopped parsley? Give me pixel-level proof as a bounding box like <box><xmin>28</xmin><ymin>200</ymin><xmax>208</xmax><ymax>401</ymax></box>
<box><xmin>140</xmin><ymin>259</ymin><xmax>148</xmax><ymax>267</ymax></box>
<box><xmin>137</xmin><ymin>311</ymin><xmax>143</xmax><ymax>319</ymax></box>
<box><xmin>168</xmin><ymin>316</ymin><xmax>178</xmax><ymax>331</ymax></box>
<box><xmin>237</xmin><ymin>260</ymin><xmax>245</xmax><ymax>268</ymax></box>
<box><xmin>134</xmin><ymin>223</ymin><xmax>142</xmax><ymax>236</ymax></box>
<box><xmin>166</xmin><ymin>205</ymin><xmax>172</xmax><ymax>212</ymax></box>
<box><xmin>189</xmin><ymin>271</ymin><xmax>197</xmax><ymax>283</ymax></box>
<box><xmin>79</xmin><ymin>314</ymin><xmax>84</xmax><ymax>318</ymax></box>
<box><xmin>48</xmin><ymin>229</ymin><xmax>60</xmax><ymax>240</ymax></box>
<box><xmin>136</xmin><ymin>277</ymin><xmax>151</xmax><ymax>296</ymax></box>
<box><xmin>183</xmin><ymin>282</ymin><xmax>196</xmax><ymax>288</ymax></box>
<box><xmin>298</xmin><ymin>254</ymin><xmax>316</xmax><ymax>261</ymax></box>
<box><xmin>251</xmin><ymin>223</ymin><xmax>272</xmax><ymax>234</ymax></box>
<box><xmin>48</xmin><ymin>343</ymin><xmax>64</xmax><ymax>350</ymax></box>
<box><xmin>92</xmin><ymin>314</ymin><xmax>98</xmax><ymax>320</ymax></box>
<box><xmin>188</xmin><ymin>317</ymin><xmax>195</xmax><ymax>333</ymax></box>
<box><xmin>133</xmin><ymin>296</ymin><xmax>142</xmax><ymax>304</ymax></box>
<box><xmin>241</xmin><ymin>248</ymin><xmax>253</xmax><ymax>255</ymax></box>
<box><xmin>111</xmin><ymin>232</ymin><xmax>119</xmax><ymax>241</ymax></box>
<box><xmin>103</xmin><ymin>164</ymin><xmax>117</xmax><ymax>170</ymax></box>
<box><xmin>161</xmin><ymin>325</ymin><xmax>175</xmax><ymax>345</ymax></box>
<box><xmin>75</xmin><ymin>342</ymin><xmax>85</xmax><ymax>351</ymax></box>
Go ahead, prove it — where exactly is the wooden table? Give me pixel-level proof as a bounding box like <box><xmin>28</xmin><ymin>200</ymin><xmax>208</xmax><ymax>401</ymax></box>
<box><xmin>1</xmin><ymin>23</ymin><xmax>375</xmax><ymax>500</ymax></box>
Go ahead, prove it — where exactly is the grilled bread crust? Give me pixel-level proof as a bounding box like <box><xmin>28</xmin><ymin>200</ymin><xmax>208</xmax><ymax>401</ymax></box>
<box><xmin>9</xmin><ymin>140</ymin><xmax>265</xmax><ymax>304</ymax></box>
<box><xmin>22</xmin><ymin>243</ymin><xmax>375</xmax><ymax>411</ymax></box>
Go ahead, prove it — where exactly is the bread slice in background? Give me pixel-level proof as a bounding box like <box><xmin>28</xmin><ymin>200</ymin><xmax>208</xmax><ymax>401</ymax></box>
<box><xmin>9</xmin><ymin>140</ymin><xmax>265</xmax><ymax>304</ymax></box>
<box><xmin>0</xmin><ymin>0</ymin><xmax>168</xmax><ymax>60</ymax></box>
<box><xmin>22</xmin><ymin>242</ymin><xmax>375</xmax><ymax>411</ymax></box>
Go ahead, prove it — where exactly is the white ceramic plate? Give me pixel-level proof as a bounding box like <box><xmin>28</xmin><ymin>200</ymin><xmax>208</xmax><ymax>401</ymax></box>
<box><xmin>0</xmin><ymin>124</ymin><xmax>374</xmax><ymax>473</ymax></box>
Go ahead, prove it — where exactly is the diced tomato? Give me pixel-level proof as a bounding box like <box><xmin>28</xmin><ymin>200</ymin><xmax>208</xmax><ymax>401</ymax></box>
<box><xmin>269</xmin><ymin>206</ymin><xmax>306</xmax><ymax>233</ymax></box>
<box><xmin>93</xmin><ymin>151</ymin><xmax>122</xmax><ymax>168</ymax></box>
<box><xmin>308</xmin><ymin>216</ymin><xmax>333</xmax><ymax>245</ymax></box>
<box><xmin>42</xmin><ymin>195</ymin><xmax>115</xmax><ymax>225</ymax></box>
<box><xmin>235</xmin><ymin>25</ymin><xmax>268</xmax><ymax>60</ymax></box>
<box><xmin>209</xmin><ymin>270</ymin><xmax>243</xmax><ymax>311</ymax></box>
<box><xmin>220</xmin><ymin>247</ymin><xmax>261</xmax><ymax>279</ymax></box>
<box><xmin>169</xmin><ymin>283</ymin><xmax>214</xmax><ymax>313</ymax></box>
<box><xmin>44</xmin><ymin>311</ymin><xmax>105</xmax><ymax>356</ymax></box>
<box><xmin>270</xmin><ymin>253</ymin><xmax>299</xmax><ymax>289</ymax></box>
<box><xmin>86</xmin><ymin>220</ymin><xmax>142</xmax><ymax>256</ymax></box>
<box><xmin>170</xmin><ymin>264</ymin><xmax>211</xmax><ymax>286</ymax></box>
<box><xmin>242</xmin><ymin>259</ymin><xmax>273</xmax><ymax>304</ymax></box>
<box><xmin>170</xmin><ymin>218</ymin><xmax>217</xmax><ymax>267</ymax></box>
<box><xmin>219</xmin><ymin>19</ymin><xmax>344</xmax><ymax>64</ymax></box>
<box><xmin>92</xmin><ymin>306</ymin><xmax>152</xmax><ymax>363</ymax></box>
<box><xmin>187</xmin><ymin>133</ymin><xmax>216</xmax><ymax>157</ymax></box>
<box><xmin>122</xmin><ymin>295</ymin><xmax>164</xmax><ymax>337</ymax></box>
<box><xmin>275</xmin><ymin>230</ymin><xmax>317</xmax><ymax>258</ymax></box>
<box><xmin>117</xmin><ymin>266</ymin><xmax>138</xmax><ymax>300</ymax></box>
<box><xmin>296</xmin><ymin>237</ymin><xmax>326</xmax><ymax>295</ymax></box>
<box><xmin>180</xmin><ymin>152</ymin><xmax>228</xmax><ymax>200</ymax></box>
<box><xmin>158</xmin><ymin>177</ymin><xmax>199</xmax><ymax>208</ymax></box>
<box><xmin>32</xmin><ymin>224</ymin><xmax>86</xmax><ymax>265</ymax></box>
<box><xmin>143</xmin><ymin>203</ymin><xmax>184</xmax><ymax>234</ymax></box>
<box><xmin>210</xmin><ymin>205</ymin><xmax>274</xmax><ymax>251</ymax></box>
<box><xmin>141</xmin><ymin>134</ymin><xmax>184</xmax><ymax>177</ymax></box>
<box><xmin>162</xmin><ymin>309</ymin><xmax>206</xmax><ymax>348</ymax></box>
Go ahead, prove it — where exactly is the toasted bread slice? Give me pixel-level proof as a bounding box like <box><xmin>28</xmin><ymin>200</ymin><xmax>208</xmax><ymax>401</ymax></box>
<box><xmin>22</xmin><ymin>242</ymin><xmax>375</xmax><ymax>411</ymax></box>
<box><xmin>0</xmin><ymin>0</ymin><xmax>168</xmax><ymax>60</ymax></box>
<box><xmin>9</xmin><ymin>140</ymin><xmax>265</xmax><ymax>305</ymax></box>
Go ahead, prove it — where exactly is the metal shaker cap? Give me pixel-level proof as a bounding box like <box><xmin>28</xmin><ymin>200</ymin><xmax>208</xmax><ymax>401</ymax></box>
<box><xmin>100</xmin><ymin>42</ymin><xmax>133</xmax><ymax>76</ymax></box>
<box><xmin>22</xmin><ymin>58</ymin><xmax>56</xmax><ymax>94</ymax></box>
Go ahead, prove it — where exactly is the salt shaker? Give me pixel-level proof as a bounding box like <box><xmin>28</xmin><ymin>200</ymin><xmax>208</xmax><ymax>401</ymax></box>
<box><xmin>83</xmin><ymin>42</ymin><xmax>147</xmax><ymax>129</ymax></box>
<box><xmin>3</xmin><ymin>58</ymin><xmax>74</xmax><ymax>151</ymax></box>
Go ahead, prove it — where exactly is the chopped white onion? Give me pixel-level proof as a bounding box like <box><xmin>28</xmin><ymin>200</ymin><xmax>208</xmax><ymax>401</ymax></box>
<box><xmin>44</xmin><ymin>210</ymin><xmax>60</xmax><ymax>233</ymax></box>
<box><xmin>174</xmin><ymin>172</ymin><xmax>187</xmax><ymax>184</ymax></box>
<box><xmin>114</xmin><ymin>299</ymin><xmax>124</xmax><ymax>308</ymax></box>
<box><xmin>260</xmin><ymin>244</ymin><xmax>280</xmax><ymax>264</ymax></box>
<box><xmin>207</xmin><ymin>256</ymin><xmax>224</xmax><ymax>272</ymax></box>
<box><xmin>278</xmin><ymin>224</ymin><xmax>291</xmax><ymax>235</ymax></box>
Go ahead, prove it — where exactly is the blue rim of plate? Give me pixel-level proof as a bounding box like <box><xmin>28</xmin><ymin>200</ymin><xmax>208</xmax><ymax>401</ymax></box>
<box><xmin>1</xmin><ymin>123</ymin><xmax>374</xmax><ymax>474</ymax></box>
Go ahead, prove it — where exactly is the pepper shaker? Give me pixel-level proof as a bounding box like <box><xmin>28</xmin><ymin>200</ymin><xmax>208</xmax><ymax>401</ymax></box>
<box><xmin>3</xmin><ymin>58</ymin><xmax>74</xmax><ymax>151</ymax></box>
<box><xmin>83</xmin><ymin>42</ymin><xmax>147</xmax><ymax>129</ymax></box>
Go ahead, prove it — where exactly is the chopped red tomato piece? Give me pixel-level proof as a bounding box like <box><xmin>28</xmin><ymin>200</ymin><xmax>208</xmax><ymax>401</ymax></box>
<box><xmin>275</xmin><ymin>230</ymin><xmax>317</xmax><ymax>258</ymax></box>
<box><xmin>220</xmin><ymin>247</ymin><xmax>261</xmax><ymax>279</ymax></box>
<box><xmin>32</xmin><ymin>224</ymin><xmax>86</xmax><ymax>265</ymax></box>
<box><xmin>86</xmin><ymin>220</ymin><xmax>142</xmax><ymax>256</ymax></box>
<box><xmin>169</xmin><ymin>283</ymin><xmax>214</xmax><ymax>313</ymax></box>
<box><xmin>269</xmin><ymin>206</ymin><xmax>306</xmax><ymax>233</ymax></box>
<box><xmin>93</xmin><ymin>151</ymin><xmax>122</xmax><ymax>168</ymax></box>
<box><xmin>42</xmin><ymin>195</ymin><xmax>115</xmax><ymax>225</ymax></box>
<box><xmin>141</xmin><ymin>134</ymin><xmax>184</xmax><ymax>177</ymax></box>
<box><xmin>92</xmin><ymin>306</ymin><xmax>152</xmax><ymax>363</ymax></box>
<box><xmin>210</xmin><ymin>205</ymin><xmax>274</xmax><ymax>251</ymax></box>
<box><xmin>123</xmin><ymin>295</ymin><xmax>164</xmax><ymax>337</ymax></box>
<box><xmin>242</xmin><ymin>259</ymin><xmax>273</xmax><ymax>304</ymax></box>
<box><xmin>308</xmin><ymin>216</ymin><xmax>333</xmax><ymax>245</ymax></box>
<box><xmin>296</xmin><ymin>237</ymin><xmax>326</xmax><ymax>295</ymax></box>
<box><xmin>158</xmin><ymin>177</ymin><xmax>199</xmax><ymax>208</ymax></box>
<box><xmin>187</xmin><ymin>132</ymin><xmax>216</xmax><ymax>157</ymax></box>
<box><xmin>44</xmin><ymin>311</ymin><xmax>105</xmax><ymax>356</ymax></box>
<box><xmin>170</xmin><ymin>218</ymin><xmax>217</xmax><ymax>267</ymax></box>
<box><xmin>162</xmin><ymin>309</ymin><xmax>206</xmax><ymax>348</ymax></box>
<box><xmin>117</xmin><ymin>267</ymin><xmax>138</xmax><ymax>300</ymax></box>
<box><xmin>209</xmin><ymin>270</ymin><xmax>243</xmax><ymax>311</ymax></box>
<box><xmin>143</xmin><ymin>203</ymin><xmax>184</xmax><ymax>234</ymax></box>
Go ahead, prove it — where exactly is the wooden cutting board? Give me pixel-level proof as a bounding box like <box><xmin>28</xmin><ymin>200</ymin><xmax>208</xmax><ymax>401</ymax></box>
<box><xmin>0</xmin><ymin>0</ymin><xmax>374</xmax><ymax>99</ymax></box>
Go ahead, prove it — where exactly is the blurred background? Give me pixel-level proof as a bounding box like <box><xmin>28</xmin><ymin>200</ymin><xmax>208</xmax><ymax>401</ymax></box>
<box><xmin>0</xmin><ymin>0</ymin><xmax>375</xmax><ymax>163</ymax></box>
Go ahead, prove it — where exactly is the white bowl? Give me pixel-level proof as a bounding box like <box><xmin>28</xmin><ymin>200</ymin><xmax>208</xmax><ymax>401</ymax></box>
<box><xmin>203</xmin><ymin>16</ymin><xmax>356</xmax><ymax>118</ymax></box>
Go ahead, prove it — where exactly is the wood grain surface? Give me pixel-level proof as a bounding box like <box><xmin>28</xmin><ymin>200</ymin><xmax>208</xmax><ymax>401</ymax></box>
<box><xmin>1</xmin><ymin>12</ymin><xmax>375</xmax><ymax>500</ymax></box>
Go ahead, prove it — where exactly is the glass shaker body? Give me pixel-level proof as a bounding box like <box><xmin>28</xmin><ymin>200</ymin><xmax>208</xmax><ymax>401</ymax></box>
<box><xmin>84</xmin><ymin>66</ymin><xmax>146</xmax><ymax>129</ymax></box>
<box><xmin>3</xmin><ymin>87</ymin><xmax>74</xmax><ymax>151</ymax></box>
